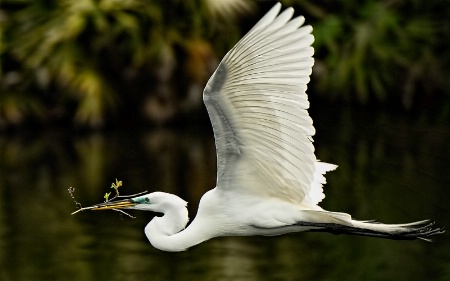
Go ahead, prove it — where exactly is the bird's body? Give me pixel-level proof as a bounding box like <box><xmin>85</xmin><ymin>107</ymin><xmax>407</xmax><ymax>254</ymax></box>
<box><xmin>141</xmin><ymin>189</ymin><xmax>329</xmax><ymax>252</ymax></box>
<box><xmin>89</xmin><ymin>2</ymin><xmax>443</xmax><ymax>251</ymax></box>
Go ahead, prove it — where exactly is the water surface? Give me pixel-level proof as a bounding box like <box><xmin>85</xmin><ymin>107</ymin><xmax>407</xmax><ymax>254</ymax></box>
<box><xmin>0</xmin><ymin>109</ymin><xmax>449</xmax><ymax>281</ymax></box>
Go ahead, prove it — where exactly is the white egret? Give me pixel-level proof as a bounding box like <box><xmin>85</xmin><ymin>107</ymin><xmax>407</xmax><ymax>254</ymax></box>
<box><xmin>86</xmin><ymin>3</ymin><xmax>443</xmax><ymax>251</ymax></box>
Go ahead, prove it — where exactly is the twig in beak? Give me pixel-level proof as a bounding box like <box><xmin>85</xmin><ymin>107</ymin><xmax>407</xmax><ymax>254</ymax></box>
<box><xmin>112</xmin><ymin>208</ymin><xmax>136</xmax><ymax>218</ymax></box>
<box><xmin>69</xmin><ymin>179</ymin><xmax>139</xmax><ymax>219</ymax></box>
<box><xmin>116</xmin><ymin>191</ymin><xmax>148</xmax><ymax>199</ymax></box>
<box><xmin>68</xmin><ymin>187</ymin><xmax>82</xmax><ymax>209</ymax></box>
<box><xmin>71</xmin><ymin>206</ymin><xmax>95</xmax><ymax>215</ymax></box>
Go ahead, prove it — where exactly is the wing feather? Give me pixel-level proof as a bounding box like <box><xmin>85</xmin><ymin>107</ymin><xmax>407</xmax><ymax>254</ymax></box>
<box><xmin>203</xmin><ymin>3</ymin><xmax>335</xmax><ymax>207</ymax></box>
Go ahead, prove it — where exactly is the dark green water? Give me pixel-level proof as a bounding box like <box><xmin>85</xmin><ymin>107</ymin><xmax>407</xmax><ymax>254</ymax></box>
<box><xmin>1</xmin><ymin>109</ymin><xmax>449</xmax><ymax>281</ymax></box>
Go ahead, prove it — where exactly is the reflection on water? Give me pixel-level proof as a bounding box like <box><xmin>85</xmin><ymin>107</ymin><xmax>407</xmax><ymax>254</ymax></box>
<box><xmin>0</xmin><ymin>111</ymin><xmax>449</xmax><ymax>281</ymax></box>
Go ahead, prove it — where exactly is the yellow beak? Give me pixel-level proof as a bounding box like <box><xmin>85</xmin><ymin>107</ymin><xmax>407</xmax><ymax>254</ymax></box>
<box><xmin>91</xmin><ymin>199</ymin><xmax>137</xmax><ymax>211</ymax></box>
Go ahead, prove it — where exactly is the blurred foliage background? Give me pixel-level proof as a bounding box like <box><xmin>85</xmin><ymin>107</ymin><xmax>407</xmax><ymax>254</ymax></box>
<box><xmin>1</xmin><ymin>0</ymin><xmax>449</xmax><ymax>129</ymax></box>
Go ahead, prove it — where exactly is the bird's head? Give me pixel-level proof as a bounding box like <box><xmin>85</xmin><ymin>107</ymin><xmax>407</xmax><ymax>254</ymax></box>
<box><xmin>90</xmin><ymin>192</ymin><xmax>187</xmax><ymax>213</ymax></box>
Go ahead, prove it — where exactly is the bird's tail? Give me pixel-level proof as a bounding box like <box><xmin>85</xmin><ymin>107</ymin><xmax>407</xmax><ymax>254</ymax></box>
<box><xmin>299</xmin><ymin>212</ymin><xmax>444</xmax><ymax>241</ymax></box>
<box><xmin>343</xmin><ymin>220</ymin><xmax>443</xmax><ymax>241</ymax></box>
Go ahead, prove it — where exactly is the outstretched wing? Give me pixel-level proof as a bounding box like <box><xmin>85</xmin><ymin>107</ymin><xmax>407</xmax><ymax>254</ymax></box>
<box><xmin>203</xmin><ymin>3</ymin><xmax>334</xmax><ymax>208</ymax></box>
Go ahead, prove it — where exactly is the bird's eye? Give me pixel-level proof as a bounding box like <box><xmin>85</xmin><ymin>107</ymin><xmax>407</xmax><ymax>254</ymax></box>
<box><xmin>145</xmin><ymin>197</ymin><xmax>150</xmax><ymax>203</ymax></box>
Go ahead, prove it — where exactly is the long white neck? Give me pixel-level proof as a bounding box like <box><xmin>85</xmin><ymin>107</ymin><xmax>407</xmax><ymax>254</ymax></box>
<box><xmin>144</xmin><ymin>206</ymin><xmax>210</xmax><ymax>252</ymax></box>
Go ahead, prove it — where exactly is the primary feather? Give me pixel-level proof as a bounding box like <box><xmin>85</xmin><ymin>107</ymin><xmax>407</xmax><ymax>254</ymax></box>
<box><xmin>204</xmin><ymin>3</ymin><xmax>326</xmax><ymax>208</ymax></box>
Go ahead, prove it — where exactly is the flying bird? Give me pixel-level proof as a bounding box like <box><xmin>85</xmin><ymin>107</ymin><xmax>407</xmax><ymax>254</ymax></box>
<box><xmin>85</xmin><ymin>3</ymin><xmax>443</xmax><ymax>251</ymax></box>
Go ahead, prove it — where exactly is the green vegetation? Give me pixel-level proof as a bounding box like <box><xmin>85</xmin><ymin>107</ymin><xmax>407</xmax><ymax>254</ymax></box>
<box><xmin>303</xmin><ymin>0</ymin><xmax>449</xmax><ymax>110</ymax></box>
<box><xmin>1</xmin><ymin>0</ymin><xmax>448</xmax><ymax>128</ymax></box>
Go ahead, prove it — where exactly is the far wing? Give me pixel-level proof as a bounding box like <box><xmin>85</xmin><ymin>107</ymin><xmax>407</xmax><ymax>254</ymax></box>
<box><xmin>203</xmin><ymin>3</ymin><xmax>333</xmax><ymax>207</ymax></box>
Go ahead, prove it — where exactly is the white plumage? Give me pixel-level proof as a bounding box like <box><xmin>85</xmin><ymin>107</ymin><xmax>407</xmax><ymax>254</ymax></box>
<box><xmin>89</xmin><ymin>3</ymin><xmax>442</xmax><ymax>252</ymax></box>
<box><xmin>204</xmin><ymin>4</ymin><xmax>321</xmax><ymax>208</ymax></box>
